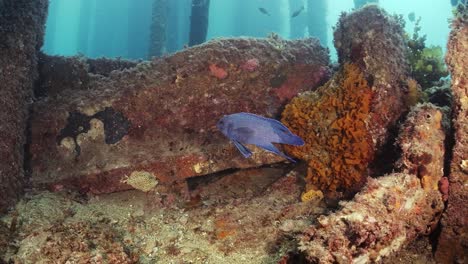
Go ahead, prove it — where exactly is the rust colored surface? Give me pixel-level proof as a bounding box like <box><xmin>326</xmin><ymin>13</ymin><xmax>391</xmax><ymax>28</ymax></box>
<box><xmin>0</xmin><ymin>0</ymin><xmax>48</xmax><ymax>214</ymax></box>
<box><xmin>435</xmin><ymin>11</ymin><xmax>468</xmax><ymax>264</ymax></box>
<box><xmin>30</xmin><ymin>37</ymin><xmax>331</xmax><ymax>194</ymax></box>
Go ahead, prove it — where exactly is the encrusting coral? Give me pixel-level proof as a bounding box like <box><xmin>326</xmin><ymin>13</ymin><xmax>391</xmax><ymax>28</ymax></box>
<box><xmin>282</xmin><ymin>63</ymin><xmax>373</xmax><ymax>199</ymax></box>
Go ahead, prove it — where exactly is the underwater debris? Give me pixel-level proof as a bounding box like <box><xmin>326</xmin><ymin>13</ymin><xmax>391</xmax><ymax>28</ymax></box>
<box><xmin>0</xmin><ymin>0</ymin><xmax>48</xmax><ymax>214</ymax></box>
<box><xmin>30</xmin><ymin>38</ymin><xmax>330</xmax><ymax>194</ymax></box>
<box><xmin>435</xmin><ymin>9</ymin><xmax>468</xmax><ymax>263</ymax></box>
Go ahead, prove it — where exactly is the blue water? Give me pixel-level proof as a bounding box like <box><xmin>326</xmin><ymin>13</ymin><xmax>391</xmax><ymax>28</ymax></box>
<box><xmin>43</xmin><ymin>0</ymin><xmax>454</xmax><ymax>61</ymax></box>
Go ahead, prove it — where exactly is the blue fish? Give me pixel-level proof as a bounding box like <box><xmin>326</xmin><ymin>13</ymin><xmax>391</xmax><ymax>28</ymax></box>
<box><xmin>216</xmin><ymin>112</ymin><xmax>304</xmax><ymax>162</ymax></box>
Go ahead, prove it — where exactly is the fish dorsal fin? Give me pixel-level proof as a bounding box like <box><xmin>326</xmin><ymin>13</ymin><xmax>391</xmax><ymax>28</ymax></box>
<box><xmin>238</xmin><ymin>112</ymin><xmax>285</xmax><ymax>127</ymax></box>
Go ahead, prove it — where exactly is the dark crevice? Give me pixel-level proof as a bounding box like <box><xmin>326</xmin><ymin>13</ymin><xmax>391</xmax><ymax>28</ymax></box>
<box><xmin>430</xmin><ymin>107</ymin><xmax>455</xmax><ymax>254</ymax></box>
<box><xmin>187</xmin><ymin>168</ymin><xmax>240</xmax><ymax>191</ymax></box>
<box><xmin>22</xmin><ymin>104</ymin><xmax>34</xmax><ymax>190</ymax></box>
<box><xmin>186</xmin><ymin>162</ymin><xmax>297</xmax><ymax>192</ymax></box>
<box><xmin>443</xmin><ymin>114</ymin><xmax>455</xmax><ymax>177</ymax></box>
<box><xmin>369</xmin><ymin>121</ymin><xmax>402</xmax><ymax>177</ymax></box>
<box><xmin>430</xmin><ymin>217</ymin><xmax>443</xmax><ymax>254</ymax></box>
<box><xmin>23</xmin><ymin>76</ymin><xmax>42</xmax><ymax>189</ymax></box>
<box><xmin>283</xmin><ymin>251</ymin><xmax>310</xmax><ymax>264</ymax></box>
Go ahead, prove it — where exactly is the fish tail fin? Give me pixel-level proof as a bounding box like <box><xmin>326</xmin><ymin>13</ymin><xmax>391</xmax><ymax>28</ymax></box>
<box><xmin>269</xmin><ymin>120</ymin><xmax>305</xmax><ymax>146</ymax></box>
<box><xmin>278</xmin><ymin>132</ymin><xmax>305</xmax><ymax>146</ymax></box>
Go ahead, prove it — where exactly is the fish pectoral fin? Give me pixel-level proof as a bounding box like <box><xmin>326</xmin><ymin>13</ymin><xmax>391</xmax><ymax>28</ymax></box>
<box><xmin>232</xmin><ymin>140</ymin><xmax>252</xmax><ymax>158</ymax></box>
<box><xmin>231</xmin><ymin>127</ymin><xmax>255</xmax><ymax>142</ymax></box>
<box><xmin>257</xmin><ymin>142</ymin><xmax>296</xmax><ymax>163</ymax></box>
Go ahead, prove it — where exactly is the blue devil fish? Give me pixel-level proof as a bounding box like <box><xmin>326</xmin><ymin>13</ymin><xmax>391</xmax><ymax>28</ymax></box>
<box><xmin>216</xmin><ymin>112</ymin><xmax>304</xmax><ymax>162</ymax></box>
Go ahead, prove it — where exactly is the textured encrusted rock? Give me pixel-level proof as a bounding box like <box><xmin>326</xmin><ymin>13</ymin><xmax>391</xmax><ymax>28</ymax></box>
<box><xmin>297</xmin><ymin>174</ymin><xmax>444</xmax><ymax>264</ymax></box>
<box><xmin>396</xmin><ymin>103</ymin><xmax>446</xmax><ymax>191</ymax></box>
<box><xmin>30</xmin><ymin>37</ymin><xmax>331</xmax><ymax>194</ymax></box>
<box><xmin>281</xmin><ymin>6</ymin><xmax>410</xmax><ymax>199</ymax></box>
<box><xmin>334</xmin><ymin>5</ymin><xmax>410</xmax><ymax>151</ymax></box>
<box><xmin>288</xmin><ymin>6</ymin><xmax>447</xmax><ymax>263</ymax></box>
<box><xmin>294</xmin><ymin>93</ymin><xmax>446</xmax><ymax>264</ymax></box>
<box><xmin>0</xmin><ymin>0</ymin><xmax>48</xmax><ymax>214</ymax></box>
<box><xmin>13</xmin><ymin>221</ymin><xmax>137</xmax><ymax>263</ymax></box>
<box><xmin>435</xmin><ymin>10</ymin><xmax>468</xmax><ymax>263</ymax></box>
<box><xmin>37</xmin><ymin>53</ymin><xmax>139</xmax><ymax>97</ymax></box>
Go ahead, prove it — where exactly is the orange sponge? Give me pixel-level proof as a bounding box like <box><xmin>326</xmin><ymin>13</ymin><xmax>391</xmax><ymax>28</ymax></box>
<box><xmin>282</xmin><ymin>63</ymin><xmax>373</xmax><ymax>198</ymax></box>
